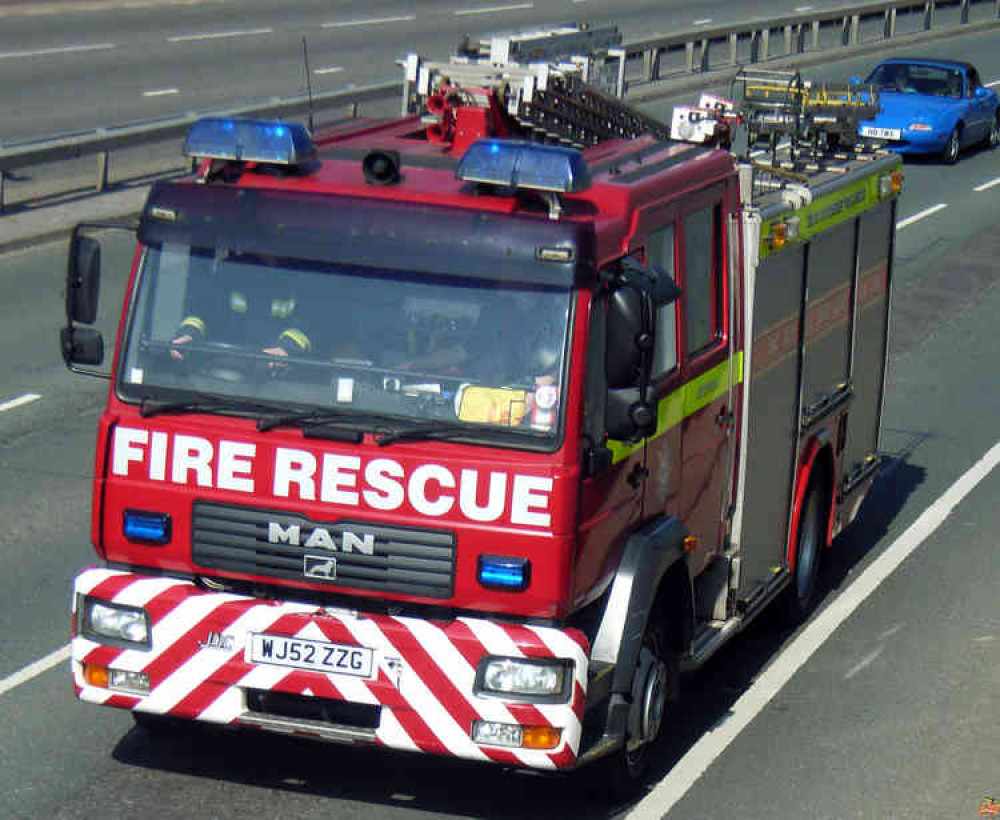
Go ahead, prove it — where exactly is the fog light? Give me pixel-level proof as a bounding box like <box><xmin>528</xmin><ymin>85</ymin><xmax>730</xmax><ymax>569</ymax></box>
<box><xmin>81</xmin><ymin>597</ymin><xmax>150</xmax><ymax>648</ymax></box>
<box><xmin>909</xmin><ymin>123</ymin><xmax>933</xmax><ymax>131</ymax></box>
<box><xmin>475</xmin><ymin>656</ymin><xmax>571</xmax><ymax>701</ymax></box>
<box><xmin>471</xmin><ymin>720</ymin><xmax>522</xmax><ymax>748</ymax></box>
<box><xmin>109</xmin><ymin>668</ymin><xmax>151</xmax><ymax>695</ymax></box>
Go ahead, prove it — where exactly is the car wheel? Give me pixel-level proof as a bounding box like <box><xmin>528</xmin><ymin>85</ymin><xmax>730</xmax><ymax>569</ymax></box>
<box><xmin>590</xmin><ymin>615</ymin><xmax>678</xmax><ymax>802</ymax></box>
<box><xmin>783</xmin><ymin>474</ymin><xmax>827</xmax><ymax>624</ymax></box>
<box><xmin>941</xmin><ymin>126</ymin><xmax>961</xmax><ymax>164</ymax></box>
<box><xmin>988</xmin><ymin>114</ymin><xmax>1000</xmax><ymax>149</ymax></box>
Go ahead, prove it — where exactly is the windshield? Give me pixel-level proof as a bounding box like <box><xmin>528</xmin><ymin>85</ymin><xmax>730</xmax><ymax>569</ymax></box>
<box><xmin>865</xmin><ymin>63</ymin><xmax>964</xmax><ymax>98</ymax></box>
<box><xmin>118</xmin><ymin>243</ymin><xmax>572</xmax><ymax>439</ymax></box>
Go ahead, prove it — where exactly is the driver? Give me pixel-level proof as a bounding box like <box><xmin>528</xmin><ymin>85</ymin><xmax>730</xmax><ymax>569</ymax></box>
<box><xmin>170</xmin><ymin>252</ymin><xmax>313</xmax><ymax>363</ymax></box>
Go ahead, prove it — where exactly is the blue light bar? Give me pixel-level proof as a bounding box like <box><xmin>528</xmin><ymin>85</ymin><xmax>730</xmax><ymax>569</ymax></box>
<box><xmin>457</xmin><ymin>140</ymin><xmax>591</xmax><ymax>194</ymax></box>
<box><xmin>478</xmin><ymin>555</ymin><xmax>531</xmax><ymax>591</ymax></box>
<box><xmin>123</xmin><ymin>510</ymin><xmax>171</xmax><ymax>545</ymax></box>
<box><xmin>182</xmin><ymin>117</ymin><xmax>317</xmax><ymax>166</ymax></box>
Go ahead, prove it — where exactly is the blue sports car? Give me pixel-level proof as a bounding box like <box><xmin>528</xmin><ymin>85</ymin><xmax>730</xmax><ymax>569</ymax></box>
<box><xmin>854</xmin><ymin>58</ymin><xmax>999</xmax><ymax>163</ymax></box>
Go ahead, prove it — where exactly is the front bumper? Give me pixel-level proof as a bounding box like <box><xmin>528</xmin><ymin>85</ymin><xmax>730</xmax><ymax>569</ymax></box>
<box><xmin>71</xmin><ymin>568</ymin><xmax>589</xmax><ymax>770</ymax></box>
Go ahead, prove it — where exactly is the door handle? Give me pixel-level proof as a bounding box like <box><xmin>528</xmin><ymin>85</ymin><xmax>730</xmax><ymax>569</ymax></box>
<box><xmin>626</xmin><ymin>463</ymin><xmax>648</xmax><ymax>489</ymax></box>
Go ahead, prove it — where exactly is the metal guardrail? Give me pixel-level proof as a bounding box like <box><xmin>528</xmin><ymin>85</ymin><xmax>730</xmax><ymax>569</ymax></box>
<box><xmin>1</xmin><ymin>0</ymin><xmax>998</xmax><ymax>212</ymax></box>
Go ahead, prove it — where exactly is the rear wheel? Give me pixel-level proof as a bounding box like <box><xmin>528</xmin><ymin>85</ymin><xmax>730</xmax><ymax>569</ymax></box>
<box><xmin>941</xmin><ymin>126</ymin><xmax>961</xmax><ymax>164</ymax></box>
<box><xmin>784</xmin><ymin>475</ymin><xmax>827</xmax><ymax>624</ymax></box>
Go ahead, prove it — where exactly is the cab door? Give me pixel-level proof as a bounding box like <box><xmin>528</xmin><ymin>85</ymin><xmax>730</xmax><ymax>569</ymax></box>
<box><xmin>673</xmin><ymin>190</ymin><xmax>735</xmax><ymax>577</ymax></box>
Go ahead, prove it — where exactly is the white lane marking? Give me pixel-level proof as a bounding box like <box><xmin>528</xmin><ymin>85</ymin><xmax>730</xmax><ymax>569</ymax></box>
<box><xmin>877</xmin><ymin>623</ymin><xmax>905</xmax><ymax>641</ymax></box>
<box><xmin>322</xmin><ymin>15</ymin><xmax>416</xmax><ymax>28</ymax></box>
<box><xmin>142</xmin><ymin>88</ymin><xmax>179</xmax><ymax>97</ymax></box>
<box><xmin>693</xmin><ymin>19</ymin><xmax>713</xmax><ymax>25</ymax></box>
<box><xmin>844</xmin><ymin>646</ymin><xmax>884</xmax><ymax>679</ymax></box>
<box><xmin>795</xmin><ymin>5</ymin><xmax>814</xmax><ymax>11</ymax></box>
<box><xmin>974</xmin><ymin>177</ymin><xmax>1000</xmax><ymax>192</ymax></box>
<box><xmin>0</xmin><ymin>645</ymin><xmax>71</xmax><ymax>698</ymax></box>
<box><xmin>985</xmin><ymin>80</ymin><xmax>1000</xmax><ymax>87</ymax></box>
<box><xmin>0</xmin><ymin>393</ymin><xmax>41</xmax><ymax>412</ymax></box>
<box><xmin>628</xmin><ymin>439</ymin><xmax>1000</xmax><ymax>819</ymax></box>
<box><xmin>896</xmin><ymin>203</ymin><xmax>947</xmax><ymax>230</ymax></box>
<box><xmin>0</xmin><ymin>43</ymin><xmax>115</xmax><ymax>59</ymax></box>
<box><xmin>313</xmin><ymin>66</ymin><xmax>344</xmax><ymax>75</ymax></box>
<box><xmin>972</xmin><ymin>635</ymin><xmax>997</xmax><ymax>643</ymax></box>
<box><xmin>168</xmin><ymin>28</ymin><xmax>273</xmax><ymax>43</ymax></box>
<box><xmin>454</xmin><ymin>3</ymin><xmax>534</xmax><ymax>15</ymax></box>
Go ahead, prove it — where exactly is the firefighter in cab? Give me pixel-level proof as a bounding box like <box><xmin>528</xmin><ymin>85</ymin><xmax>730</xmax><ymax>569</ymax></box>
<box><xmin>169</xmin><ymin>251</ymin><xmax>313</xmax><ymax>365</ymax></box>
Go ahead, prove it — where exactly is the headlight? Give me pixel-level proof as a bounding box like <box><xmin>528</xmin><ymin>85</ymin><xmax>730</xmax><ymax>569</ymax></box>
<box><xmin>80</xmin><ymin>597</ymin><xmax>151</xmax><ymax>649</ymax></box>
<box><xmin>475</xmin><ymin>656</ymin><xmax>572</xmax><ymax>702</ymax></box>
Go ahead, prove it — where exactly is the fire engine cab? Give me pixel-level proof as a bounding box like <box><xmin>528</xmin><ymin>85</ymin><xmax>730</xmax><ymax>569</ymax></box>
<box><xmin>60</xmin><ymin>25</ymin><xmax>902</xmax><ymax>796</ymax></box>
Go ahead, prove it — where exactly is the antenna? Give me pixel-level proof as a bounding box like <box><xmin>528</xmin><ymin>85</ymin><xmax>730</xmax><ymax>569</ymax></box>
<box><xmin>302</xmin><ymin>37</ymin><xmax>314</xmax><ymax>134</ymax></box>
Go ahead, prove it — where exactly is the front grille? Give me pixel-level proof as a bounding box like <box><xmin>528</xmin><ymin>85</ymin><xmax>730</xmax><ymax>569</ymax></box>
<box><xmin>192</xmin><ymin>501</ymin><xmax>455</xmax><ymax>598</ymax></box>
<box><xmin>245</xmin><ymin>689</ymin><xmax>380</xmax><ymax>729</ymax></box>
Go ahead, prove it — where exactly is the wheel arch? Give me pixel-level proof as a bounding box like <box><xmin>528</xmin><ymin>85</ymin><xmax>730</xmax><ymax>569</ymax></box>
<box><xmin>787</xmin><ymin>434</ymin><xmax>835</xmax><ymax>572</ymax></box>
<box><xmin>590</xmin><ymin>515</ymin><xmax>692</xmax><ymax>696</ymax></box>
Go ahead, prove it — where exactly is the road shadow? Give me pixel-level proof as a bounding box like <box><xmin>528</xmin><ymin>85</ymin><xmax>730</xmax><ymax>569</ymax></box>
<box><xmin>110</xmin><ymin>440</ymin><xmax>929</xmax><ymax>819</ymax></box>
<box><xmin>113</xmin><ymin>721</ymin><xmax>636</xmax><ymax>820</ymax></box>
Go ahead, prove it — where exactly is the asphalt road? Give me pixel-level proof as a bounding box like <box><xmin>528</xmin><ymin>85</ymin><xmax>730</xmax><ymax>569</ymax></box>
<box><xmin>2</xmin><ymin>20</ymin><xmax>1000</xmax><ymax>820</ymax></box>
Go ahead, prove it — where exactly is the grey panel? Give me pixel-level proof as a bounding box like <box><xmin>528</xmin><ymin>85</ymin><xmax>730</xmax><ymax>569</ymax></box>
<box><xmin>843</xmin><ymin>200</ymin><xmax>894</xmax><ymax>480</ymax></box>
<box><xmin>191</xmin><ymin>501</ymin><xmax>456</xmax><ymax>598</ymax></box>
<box><xmin>738</xmin><ymin>245</ymin><xmax>805</xmax><ymax>597</ymax></box>
<box><xmin>801</xmin><ymin>220</ymin><xmax>855</xmax><ymax>417</ymax></box>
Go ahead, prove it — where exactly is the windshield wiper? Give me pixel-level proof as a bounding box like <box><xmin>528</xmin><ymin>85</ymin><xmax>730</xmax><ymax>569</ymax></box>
<box><xmin>373</xmin><ymin>420</ymin><xmax>535</xmax><ymax>446</ymax></box>
<box><xmin>257</xmin><ymin>408</ymin><xmax>363</xmax><ymax>433</ymax></box>
<box><xmin>139</xmin><ymin>395</ymin><xmax>286</xmax><ymax>420</ymax></box>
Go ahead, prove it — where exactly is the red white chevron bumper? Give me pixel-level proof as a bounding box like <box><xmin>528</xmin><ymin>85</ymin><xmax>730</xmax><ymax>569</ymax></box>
<box><xmin>71</xmin><ymin>568</ymin><xmax>590</xmax><ymax>770</ymax></box>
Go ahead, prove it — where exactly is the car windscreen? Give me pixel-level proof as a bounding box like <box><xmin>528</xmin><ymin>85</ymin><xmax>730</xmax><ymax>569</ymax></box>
<box><xmin>866</xmin><ymin>63</ymin><xmax>963</xmax><ymax>98</ymax></box>
<box><xmin>117</xmin><ymin>242</ymin><xmax>572</xmax><ymax>441</ymax></box>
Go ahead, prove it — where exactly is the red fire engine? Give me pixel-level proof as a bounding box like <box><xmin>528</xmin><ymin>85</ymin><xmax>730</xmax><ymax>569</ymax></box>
<box><xmin>60</xmin><ymin>25</ymin><xmax>902</xmax><ymax>796</ymax></box>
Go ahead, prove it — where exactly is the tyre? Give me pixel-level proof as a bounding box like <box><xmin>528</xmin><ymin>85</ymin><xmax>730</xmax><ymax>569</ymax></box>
<box><xmin>591</xmin><ymin>615</ymin><xmax>679</xmax><ymax>802</ymax></box>
<box><xmin>783</xmin><ymin>475</ymin><xmax>827</xmax><ymax>624</ymax></box>
<box><xmin>987</xmin><ymin>113</ymin><xmax>999</xmax><ymax>149</ymax></box>
<box><xmin>940</xmin><ymin>126</ymin><xmax>961</xmax><ymax>164</ymax></box>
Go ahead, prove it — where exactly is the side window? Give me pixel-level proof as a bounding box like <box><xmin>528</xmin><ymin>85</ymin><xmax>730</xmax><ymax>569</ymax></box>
<box><xmin>968</xmin><ymin>68</ymin><xmax>982</xmax><ymax>93</ymax></box>
<box><xmin>647</xmin><ymin>225</ymin><xmax>678</xmax><ymax>377</ymax></box>
<box><xmin>683</xmin><ymin>203</ymin><xmax>723</xmax><ymax>356</ymax></box>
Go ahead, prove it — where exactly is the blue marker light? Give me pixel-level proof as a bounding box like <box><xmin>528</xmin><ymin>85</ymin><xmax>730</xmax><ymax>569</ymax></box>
<box><xmin>123</xmin><ymin>510</ymin><xmax>171</xmax><ymax>545</ymax></box>
<box><xmin>183</xmin><ymin>117</ymin><xmax>316</xmax><ymax>166</ymax></box>
<box><xmin>456</xmin><ymin>139</ymin><xmax>591</xmax><ymax>194</ymax></box>
<box><xmin>478</xmin><ymin>555</ymin><xmax>531</xmax><ymax>591</ymax></box>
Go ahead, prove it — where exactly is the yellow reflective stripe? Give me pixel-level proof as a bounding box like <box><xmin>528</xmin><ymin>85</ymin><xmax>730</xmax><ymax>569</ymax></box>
<box><xmin>607</xmin><ymin>352</ymin><xmax>743</xmax><ymax>465</ymax></box>
<box><xmin>179</xmin><ymin>315</ymin><xmax>206</xmax><ymax>334</ymax></box>
<box><xmin>229</xmin><ymin>291</ymin><xmax>248</xmax><ymax>314</ymax></box>
<box><xmin>279</xmin><ymin>328</ymin><xmax>311</xmax><ymax>352</ymax></box>
<box><xmin>271</xmin><ymin>297</ymin><xmax>296</xmax><ymax>319</ymax></box>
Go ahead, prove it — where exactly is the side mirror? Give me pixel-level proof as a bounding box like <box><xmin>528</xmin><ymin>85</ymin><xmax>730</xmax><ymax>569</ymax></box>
<box><xmin>67</xmin><ymin>233</ymin><xmax>102</xmax><ymax>324</ymax></box>
<box><xmin>975</xmin><ymin>86</ymin><xmax>989</xmax><ymax>99</ymax></box>
<box><xmin>850</xmin><ymin>75</ymin><xmax>862</xmax><ymax>85</ymax></box>
<box><xmin>60</xmin><ymin>326</ymin><xmax>104</xmax><ymax>366</ymax></box>
<box><xmin>606</xmin><ymin>287</ymin><xmax>644</xmax><ymax>388</ymax></box>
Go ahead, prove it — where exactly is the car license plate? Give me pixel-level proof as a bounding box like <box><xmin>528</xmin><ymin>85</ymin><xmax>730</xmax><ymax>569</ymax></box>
<box><xmin>860</xmin><ymin>126</ymin><xmax>902</xmax><ymax>140</ymax></box>
<box><xmin>248</xmin><ymin>633</ymin><xmax>375</xmax><ymax>678</ymax></box>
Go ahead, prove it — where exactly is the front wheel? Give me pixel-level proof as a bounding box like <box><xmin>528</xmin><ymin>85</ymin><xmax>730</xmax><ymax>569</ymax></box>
<box><xmin>591</xmin><ymin>616</ymin><xmax>679</xmax><ymax>802</ymax></box>
<box><xmin>941</xmin><ymin>126</ymin><xmax>961</xmax><ymax>164</ymax></box>
<box><xmin>987</xmin><ymin>113</ymin><xmax>999</xmax><ymax>149</ymax></box>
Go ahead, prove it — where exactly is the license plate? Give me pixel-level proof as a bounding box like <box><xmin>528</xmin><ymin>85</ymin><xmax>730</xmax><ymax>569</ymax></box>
<box><xmin>861</xmin><ymin>126</ymin><xmax>901</xmax><ymax>140</ymax></box>
<box><xmin>248</xmin><ymin>633</ymin><xmax>375</xmax><ymax>678</ymax></box>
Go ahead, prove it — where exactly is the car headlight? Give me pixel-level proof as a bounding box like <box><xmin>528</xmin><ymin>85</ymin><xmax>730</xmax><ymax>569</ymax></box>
<box><xmin>79</xmin><ymin>596</ymin><xmax>151</xmax><ymax>648</ymax></box>
<box><xmin>475</xmin><ymin>656</ymin><xmax>572</xmax><ymax>702</ymax></box>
